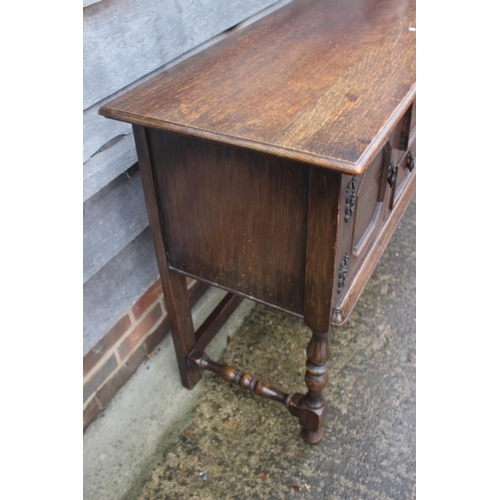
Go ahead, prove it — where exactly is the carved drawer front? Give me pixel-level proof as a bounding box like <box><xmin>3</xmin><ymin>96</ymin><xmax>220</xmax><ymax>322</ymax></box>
<box><xmin>393</xmin><ymin>136</ymin><xmax>416</xmax><ymax>206</ymax></box>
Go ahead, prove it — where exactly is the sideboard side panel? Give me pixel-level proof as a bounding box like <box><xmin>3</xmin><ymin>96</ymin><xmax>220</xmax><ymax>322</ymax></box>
<box><xmin>148</xmin><ymin>129</ymin><xmax>309</xmax><ymax>315</ymax></box>
<box><xmin>132</xmin><ymin>125</ymin><xmax>200</xmax><ymax>387</ymax></box>
<box><xmin>304</xmin><ymin>167</ymin><xmax>342</xmax><ymax>333</ymax></box>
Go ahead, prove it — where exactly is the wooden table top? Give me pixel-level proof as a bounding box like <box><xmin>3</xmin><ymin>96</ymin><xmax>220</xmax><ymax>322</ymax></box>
<box><xmin>100</xmin><ymin>0</ymin><xmax>416</xmax><ymax>175</ymax></box>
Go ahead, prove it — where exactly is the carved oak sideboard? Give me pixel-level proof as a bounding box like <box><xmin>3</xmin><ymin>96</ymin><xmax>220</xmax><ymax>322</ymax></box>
<box><xmin>99</xmin><ymin>0</ymin><xmax>416</xmax><ymax>444</ymax></box>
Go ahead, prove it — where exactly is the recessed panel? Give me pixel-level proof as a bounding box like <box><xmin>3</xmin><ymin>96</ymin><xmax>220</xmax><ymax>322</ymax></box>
<box><xmin>352</xmin><ymin>148</ymin><xmax>385</xmax><ymax>257</ymax></box>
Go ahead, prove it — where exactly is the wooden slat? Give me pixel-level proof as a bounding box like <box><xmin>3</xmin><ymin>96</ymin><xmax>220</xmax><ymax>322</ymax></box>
<box><xmin>84</xmin><ymin>0</ymin><xmax>280</xmax><ymax>109</ymax></box>
<box><xmin>83</xmin><ymin>103</ymin><xmax>133</xmax><ymax>164</ymax></box>
<box><xmin>83</xmin><ymin>0</ymin><xmax>103</xmax><ymax>8</ymax></box>
<box><xmin>83</xmin><ymin>165</ymin><xmax>149</xmax><ymax>283</ymax></box>
<box><xmin>194</xmin><ymin>293</ymin><xmax>244</xmax><ymax>351</ymax></box>
<box><xmin>83</xmin><ymin>92</ymin><xmax>136</xmax><ymax>204</ymax></box>
<box><xmin>83</xmin><ymin>228</ymin><xmax>159</xmax><ymax>354</ymax></box>
<box><xmin>83</xmin><ymin>129</ymin><xmax>137</xmax><ymax>202</ymax></box>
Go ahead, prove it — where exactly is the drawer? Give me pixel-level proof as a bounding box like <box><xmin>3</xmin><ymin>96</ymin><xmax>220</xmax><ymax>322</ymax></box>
<box><xmin>393</xmin><ymin>136</ymin><xmax>416</xmax><ymax>206</ymax></box>
<box><xmin>388</xmin><ymin>99</ymin><xmax>415</xmax><ymax>165</ymax></box>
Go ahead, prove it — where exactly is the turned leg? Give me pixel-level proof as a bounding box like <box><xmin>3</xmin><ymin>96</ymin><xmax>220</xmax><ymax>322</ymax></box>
<box><xmin>298</xmin><ymin>329</ymin><xmax>331</xmax><ymax>444</ymax></box>
<box><xmin>189</xmin><ymin>329</ymin><xmax>332</xmax><ymax>445</ymax></box>
<box><xmin>300</xmin><ymin>166</ymin><xmax>339</xmax><ymax>443</ymax></box>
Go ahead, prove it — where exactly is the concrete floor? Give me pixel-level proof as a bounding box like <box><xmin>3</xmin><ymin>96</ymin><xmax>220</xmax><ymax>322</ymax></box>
<box><xmin>84</xmin><ymin>196</ymin><xmax>416</xmax><ymax>500</ymax></box>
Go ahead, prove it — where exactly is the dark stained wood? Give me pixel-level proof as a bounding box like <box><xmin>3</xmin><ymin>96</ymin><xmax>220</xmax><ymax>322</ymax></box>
<box><xmin>148</xmin><ymin>129</ymin><xmax>309</xmax><ymax>316</ymax></box>
<box><xmin>393</xmin><ymin>135</ymin><xmax>416</xmax><ymax>207</ymax></box>
<box><xmin>194</xmin><ymin>293</ymin><xmax>244</xmax><ymax>352</ymax></box>
<box><xmin>336</xmin><ymin>143</ymin><xmax>391</xmax><ymax>295</ymax></box>
<box><xmin>190</xmin><ymin>345</ymin><xmax>332</xmax><ymax>445</ymax></box>
<box><xmin>299</xmin><ymin>329</ymin><xmax>331</xmax><ymax>444</ymax></box>
<box><xmin>410</xmin><ymin>100</ymin><xmax>417</xmax><ymax>137</ymax></box>
<box><xmin>167</xmin><ymin>267</ymin><xmax>305</xmax><ymax>321</ymax></box>
<box><xmin>389</xmin><ymin>104</ymin><xmax>414</xmax><ymax>165</ymax></box>
<box><xmin>351</xmin><ymin>148</ymin><xmax>387</xmax><ymax>259</ymax></box>
<box><xmin>100</xmin><ymin>0</ymin><xmax>416</xmax><ymax>445</ymax></box>
<box><xmin>190</xmin><ymin>351</ymin><xmax>293</xmax><ymax>406</ymax></box>
<box><xmin>133</xmin><ymin>125</ymin><xmax>200</xmax><ymax>389</ymax></box>
<box><xmin>189</xmin><ymin>350</ymin><xmax>329</xmax><ymax>445</ymax></box>
<box><xmin>303</xmin><ymin>167</ymin><xmax>342</xmax><ymax>333</ymax></box>
<box><xmin>99</xmin><ymin>0</ymin><xmax>416</xmax><ymax>174</ymax></box>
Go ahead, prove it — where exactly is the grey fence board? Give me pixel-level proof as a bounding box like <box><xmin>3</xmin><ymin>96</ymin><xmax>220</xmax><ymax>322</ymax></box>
<box><xmin>83</xmin><ymin>127</ymin><xmax>136</xmax><ymax>202</ymax></box>
<box><xmin>83</xmin><ymin>166</ymin><xmax>149</xmax><ymax>283</ymax></box>
<box><xmin>83</xmin><ymin>228</ymin><xmax>159</xmax><ymax>354</ymax></box>
<box><xmin>83</xmin><ymin>103</ymin><xmax>132</xmax><ymax>164</ymax></box>
<box><xmin>83</xmin><ymin>0</ymin><xmax>279</xmax><ymax>109</ymax></box>
<box><xmin>84</xmin><ymin>0</ymin><xmax>103</xmax><ymax>8</ymax></box>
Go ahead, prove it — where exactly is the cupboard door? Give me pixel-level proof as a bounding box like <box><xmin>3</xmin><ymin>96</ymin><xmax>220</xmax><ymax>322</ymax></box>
<box><xmin>347</xmin><ymin>145</ymin><xmax>389</xmax><ymax>279</ymax></box>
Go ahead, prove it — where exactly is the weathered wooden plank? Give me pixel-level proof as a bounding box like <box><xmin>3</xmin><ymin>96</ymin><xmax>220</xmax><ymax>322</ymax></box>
<box><xmin>83</xmin><ymin>228</ymin><xmax>159</xmax><ymax>354</ymax></box>
<box><xmin>84</xmin><ymin>0</ymin><xmax>103</xmax><ymax>8</ymax></box>
<box><xmin>83</xmin><ymin>166</ymin><xmax>149</xmax><ymax>283</ymax></box>
<box><xmin>83</xmin><ymin>0</ymin><xmax>280</xmax><ymax>109</ymax></box>
<box><xmin>83</xmin><ymin>103</ymin><xmax>133</xmax><ymax>164</ymax></box>
<box><xmin>83</xmin><ymin>127</ymin><xmax>137</xmax><ymax>202</ymax></box>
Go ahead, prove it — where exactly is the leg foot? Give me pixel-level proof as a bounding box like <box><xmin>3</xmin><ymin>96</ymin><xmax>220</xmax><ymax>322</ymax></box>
<box><xmin>299</xmin><ymin>329</ymin><xmax>331</xmax><ymax>444</ymax></box>
<box><xmin>299</xmin><ymin>402</ymin><xmax>327</xmax><ymax>444</ymax></box>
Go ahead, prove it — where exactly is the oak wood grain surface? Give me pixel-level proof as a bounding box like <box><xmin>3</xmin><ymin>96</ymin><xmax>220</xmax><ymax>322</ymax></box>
<box><xmin>100</xmin><ymin>0</ymin><xmax>416</xmax><ymax>174</ymax></box>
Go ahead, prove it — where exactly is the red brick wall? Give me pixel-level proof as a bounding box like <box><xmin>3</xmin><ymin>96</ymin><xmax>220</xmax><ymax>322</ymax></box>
<box><xmin>83</xmin><ymin>278</ymin><xmax>207</xmax><ymax>431</ymax></box>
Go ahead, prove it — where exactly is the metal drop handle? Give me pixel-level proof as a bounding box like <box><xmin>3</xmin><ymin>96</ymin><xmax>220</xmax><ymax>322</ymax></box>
<box><xmin>407</xmin><ymin>151</ymin><xmax>415</xmax><ymax>172</ymax></box>
<box><xmin>388</xmin><ymin>162</ymin><xmax>397</xmax><ymax>188</ymax></box>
